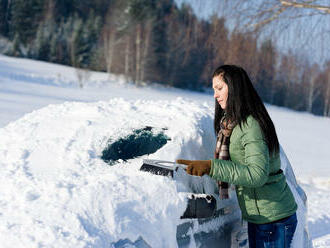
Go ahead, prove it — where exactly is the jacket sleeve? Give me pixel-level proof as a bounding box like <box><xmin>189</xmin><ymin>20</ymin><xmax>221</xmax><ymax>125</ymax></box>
<box><xmin>209</xmin><ymin>118</ymin><xmax>269</xmax><ymax>188</ymax></box>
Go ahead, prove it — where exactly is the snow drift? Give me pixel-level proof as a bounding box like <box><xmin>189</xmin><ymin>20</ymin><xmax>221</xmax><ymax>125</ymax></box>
<box><xmin>0</xmin><ymin>98</ymin><xmax>217</xmax><ymax>247</ymax></box>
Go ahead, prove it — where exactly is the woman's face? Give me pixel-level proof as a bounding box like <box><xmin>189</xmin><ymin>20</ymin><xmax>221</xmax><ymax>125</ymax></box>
<box><xmin>212</xmin><ymin>75</ymin><xmax>228</xmax><ymax>110</ymax></box>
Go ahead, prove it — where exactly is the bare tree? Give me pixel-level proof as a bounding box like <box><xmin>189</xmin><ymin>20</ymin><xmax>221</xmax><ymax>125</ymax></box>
<box><xmin>277</xmin><ymin>53</ymin><xmax>301</xmax><ymax>108</ymax></box>
<box><xmin>124</xmin><ymin>35</ymin><xmax>131</xmax><ymax>81</ymax></box>
<box><xmin>103</xmin><ymin>28</ymin><xmax>116</xmax><ymax>73</ymax></box>
<box><xmin>140</xmin><ymin>19</ymin><xmax>153</xmax><ymax>84</ymax></box>
<box><xmin>179</xmin><ymin>5</ymin><xmax>198</xmax><ymax>67</ymax></box>
<box><xmin>76</xmin><ymin>68</ymin><xmax>91</xmax><ymax>88</ymax></box>
<box><xmin>279</xmin><ymin>1</ymin><xmax>330</xmax><ymax>14</ymax></box>
<box><xmin>323</xmin><ymin>62</ymin><xmax>330</xmax><ymax>116</ymax></box>
<box><xmin>43</xmin><ymin>0</ymin><xmax>55</xmax><ymax>21</ymax></box>
<box><xmin>201</xmin><ymin>16</ymin><xmax>229</xmax><ymax>84</ymax></box>
<box><xmin>101</xmin><ymin>1</ymin><xmax>128</xmax><ymax>74</ymax></box>
<box><xmin>135</xmin><ymin>23</ymin><xmax>142</xmax><ymax>84</ymax></box>
<box><xmin>163</xmin><ymin>6</ymin><xmax>193</xmax><ymax>85</ymax></box>
<box><xmin>225</xmin><ymin>32</ymin><xmax>259</xmax><ymax>81</ymax></box>
<box><xmin>306</xmin><ymin>64</ymin><xmax>321</xmax><ymax>113</ymax></box>
<box><xmin>258</xmin><ymin>40</ymin><xmax>277</xmax><ymax>103</ymax></box>
<box><xmin>216</xmin><ymin>0</ymin><xmax>330</xmax><ymax>31</ymax></box>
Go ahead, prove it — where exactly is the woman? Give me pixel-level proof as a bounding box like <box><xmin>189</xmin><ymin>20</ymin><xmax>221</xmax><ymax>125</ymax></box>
<box><xmin>177</xmin><ymin>65</ymin><xmax>297</xmax><ymax>248</ymax></box>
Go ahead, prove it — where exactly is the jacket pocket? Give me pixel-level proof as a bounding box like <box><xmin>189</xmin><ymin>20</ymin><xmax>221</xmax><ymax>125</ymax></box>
<box><xmin>253</xmin><ymin>189</ymin><xmax>261</xmax><ymax>215</ymax></box>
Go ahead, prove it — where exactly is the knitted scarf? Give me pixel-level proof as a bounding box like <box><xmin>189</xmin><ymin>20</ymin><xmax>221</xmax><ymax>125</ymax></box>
<box><xmin>214</xmin><ymin>114</ymin><xmax>236</xmax><ymax>199</ymax></box>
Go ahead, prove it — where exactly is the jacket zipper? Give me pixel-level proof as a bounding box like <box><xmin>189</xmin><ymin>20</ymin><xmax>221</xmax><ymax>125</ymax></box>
<box><xmin>253</xmin><ymin>189</ymin><xmax>261</xmax><ymax>215</ymax></box>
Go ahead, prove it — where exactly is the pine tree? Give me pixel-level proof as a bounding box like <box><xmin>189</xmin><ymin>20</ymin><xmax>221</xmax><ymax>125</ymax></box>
<box><xmin>70</xmin><ymin>16</ymin><xmax>91</xmax><ymax>68</ymax></box>
<box><xmin>83</xmin><ymin>11</ymin><xmax>102</xmax><ymax>68</ymax></box>
<box><xmin>0</xmin><ymin>0</ymin><xmax>10</xmax><ymax>36</ymax></box>
<box><xmin>9</xmin><ymin>0</ymin><xmax>44</xmax><ymax>44</ymax></box>
<box><xmin>49</xmin><ymin>31</ymin><xmax>58</xmax><ymax>62</ymax></box>
<box><xmin>34</xmin><ymin>23</ymin><xmax>53</xmax><ymax>61</ymax></box>
<box><xmin>11</xmin><ymin>33</ymin><xmax>21</xmax><ymax>56</ymax></box>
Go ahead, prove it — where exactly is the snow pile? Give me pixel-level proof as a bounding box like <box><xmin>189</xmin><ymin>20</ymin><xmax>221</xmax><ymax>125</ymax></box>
<box><xmin>0</xmin><ymin>98</ymin><xmax>216</xmax><ymax>247</ymax></box>
<box><xmin>299</xmin><ymin>178</ymin><xmax>330</xmax><ymax>248</ymax></box>
<box><xmin>2</xmin><ymin>54</ymin><xmax>330</xmax><ymax>246</ymax></box>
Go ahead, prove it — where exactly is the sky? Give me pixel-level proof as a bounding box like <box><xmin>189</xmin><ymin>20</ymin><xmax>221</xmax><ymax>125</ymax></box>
<box><xmin>174</xmin><ymin>0</ymin><xmax>330</xmax><ymax>67</ymax></box>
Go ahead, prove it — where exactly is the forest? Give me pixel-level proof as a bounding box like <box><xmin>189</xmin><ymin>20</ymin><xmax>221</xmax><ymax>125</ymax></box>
<box><xmin>0</xmin><ymin>0</ymin><xmax>329</xmax><ymax>117</ymax></box>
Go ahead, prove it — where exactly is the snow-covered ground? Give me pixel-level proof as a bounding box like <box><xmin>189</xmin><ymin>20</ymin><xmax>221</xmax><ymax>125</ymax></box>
<box><xmin>0</xmin><ymin>54</ymin><xmax>329</xmax><ymax>247</ymax></box>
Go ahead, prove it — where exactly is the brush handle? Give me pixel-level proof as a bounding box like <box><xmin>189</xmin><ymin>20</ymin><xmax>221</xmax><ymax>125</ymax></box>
<box><xmin>175</xmin><ymin>163</ymin><xmax>187</xmax><ymax>170</ymax></box>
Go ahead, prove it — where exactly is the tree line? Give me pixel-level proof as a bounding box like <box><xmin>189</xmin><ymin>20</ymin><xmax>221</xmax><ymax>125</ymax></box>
<box><xmin>0</xmin><ymin>0</ymin><xmax>329</xmax><ymax>117</ymax></box>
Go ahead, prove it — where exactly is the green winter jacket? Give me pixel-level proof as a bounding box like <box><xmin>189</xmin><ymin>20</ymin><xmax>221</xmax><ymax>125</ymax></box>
<box><xmin>210</xmin><ymin>115</ymin><xmax>297</xmax><ymax>224</ymax></box>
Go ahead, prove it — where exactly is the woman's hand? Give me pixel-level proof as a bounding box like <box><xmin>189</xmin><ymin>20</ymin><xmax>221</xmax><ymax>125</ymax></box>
<box><xmin>176</xmin><ymin>159</ymin><xmax>211</xmax><ymax>176</ymax></box>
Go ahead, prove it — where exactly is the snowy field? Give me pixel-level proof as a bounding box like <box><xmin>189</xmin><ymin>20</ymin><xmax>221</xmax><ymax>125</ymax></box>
<box><xmin>0</xmin><ymin>54</ymin><xmax>330</xmax><ymax>247</ymax></box>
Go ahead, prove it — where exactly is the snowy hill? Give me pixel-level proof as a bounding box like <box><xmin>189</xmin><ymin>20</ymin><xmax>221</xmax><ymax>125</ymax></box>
<box><xmin>1</xmin><ymin>54</ymin><xmax>330</xmax><ymax>247</ymax></box>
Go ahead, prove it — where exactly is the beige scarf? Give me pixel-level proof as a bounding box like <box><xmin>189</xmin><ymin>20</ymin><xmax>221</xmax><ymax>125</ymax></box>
<box><xmin>214</xmin><ymin>115</ymin><xmax>236</xmax><ymax>199</ymax></box>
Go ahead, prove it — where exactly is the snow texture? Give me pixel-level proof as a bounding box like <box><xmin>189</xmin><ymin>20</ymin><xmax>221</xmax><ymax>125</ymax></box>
<box><xmin>1</xmin><ymin>54</ymin><xmax>330</xmax><ymax>247</ymax></box>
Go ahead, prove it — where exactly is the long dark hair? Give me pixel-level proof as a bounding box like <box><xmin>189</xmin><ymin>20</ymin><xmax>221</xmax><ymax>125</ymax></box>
<box><xmin>213</xmin><ymin>65</ymin><xmax>279</xmax><ymax>155</ymax></box>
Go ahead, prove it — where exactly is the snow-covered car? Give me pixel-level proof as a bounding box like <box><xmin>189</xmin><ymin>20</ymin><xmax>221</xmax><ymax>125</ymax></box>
<box><xmin>0</xmin><ymin>97</ymin><xmax>311</xmax><ymax>248</ymax></box>
<box><xmin>105</xmin><ymin>125</ymin><xmax>311</xmax><ymax>247</ymax></box>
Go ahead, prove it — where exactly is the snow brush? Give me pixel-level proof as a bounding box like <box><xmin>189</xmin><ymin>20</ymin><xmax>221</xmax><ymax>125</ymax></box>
<box><xmin>140</xmin><ymin>159</ymin><xmax>217</xmax><ymax>219</ymax></box>
<box><xmin>140</xmin><ymin>159</ymin><xmax>187</xmax><ymax>177</ymax></box>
